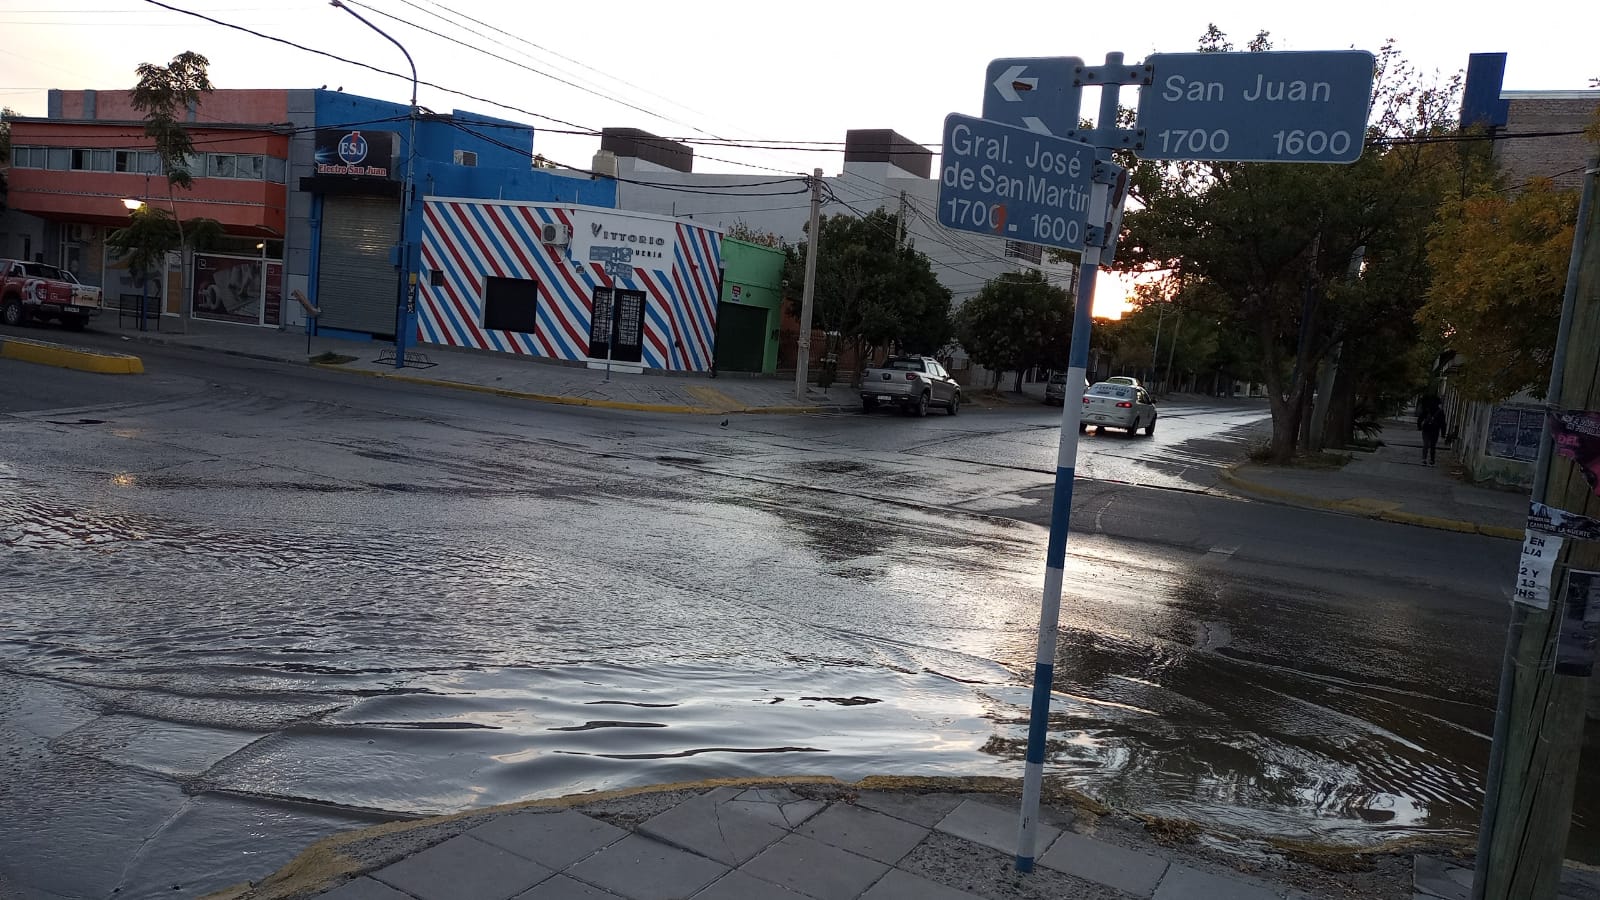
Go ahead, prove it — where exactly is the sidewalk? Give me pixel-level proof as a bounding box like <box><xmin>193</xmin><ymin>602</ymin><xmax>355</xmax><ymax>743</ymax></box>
<box><xmin>202</xmin><ymin>777</ymin><xmax>1429</xmax><ymax>900</ymax></box>
<box><xmin>89</xmin><ymin>316</ymin><xmax>854</xmax><ymax>415</ymax></box>
<box><xmin>1220</xmin><ymin>420</ymin><xmax>1526</xmax><ymax>540</ymax></box>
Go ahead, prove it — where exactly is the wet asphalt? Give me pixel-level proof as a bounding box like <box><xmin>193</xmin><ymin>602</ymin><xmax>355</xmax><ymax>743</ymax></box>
<box><xmin>0</xmin><ymin>337</ymin><xmax>1582</xmax><ymax>899</ymax></box>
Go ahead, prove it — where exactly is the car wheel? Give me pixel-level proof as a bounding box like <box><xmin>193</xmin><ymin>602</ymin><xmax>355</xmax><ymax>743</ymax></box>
<box><xmin>862</xmin><ymin>397</ymin><xmax>877</xmax><ymax>413</ymax></box>
<box><xmin>1</xmin><ymin>297</ymin><xmax>23</xmax><ymax>327</ymax></box>
<box><xmin>915</xmin><ymin>392</ymin><xmax>929</xmax><ymax>417</ymax></box>
<box><xmin>947</xmin><ymin>393</ymin><xmax>960</xmax><ymax>416</ymax></box>
<box><xmin>1144</xmin><ymin>415</ymin><xmax>1157</xmax><ymax>437</ymax></box>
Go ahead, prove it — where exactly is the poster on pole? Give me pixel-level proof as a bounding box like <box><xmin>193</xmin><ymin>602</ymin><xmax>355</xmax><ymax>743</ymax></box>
<box><xmin>1514</xmin><ymin>530</ymin><xmax>1563</xmax><ymax>609</ymax></box>
<box><xmin>1550</xmin><ymin>409</ymin><xmax>1600</xmax><ymax>496</ymax></box>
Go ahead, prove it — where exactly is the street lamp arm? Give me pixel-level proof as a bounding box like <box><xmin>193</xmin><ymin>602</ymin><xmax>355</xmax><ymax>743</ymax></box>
<box><xmin>329</xmin><ymin>0</ymin><xmax>417</xmax><ymax>107</ymax></box>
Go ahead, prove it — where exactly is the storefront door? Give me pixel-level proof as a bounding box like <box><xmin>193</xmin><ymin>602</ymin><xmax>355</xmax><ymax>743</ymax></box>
<box><xmin>588</xmin><ymin>288</ymin><xmax>645</xmax><ymax>364</ymax></box>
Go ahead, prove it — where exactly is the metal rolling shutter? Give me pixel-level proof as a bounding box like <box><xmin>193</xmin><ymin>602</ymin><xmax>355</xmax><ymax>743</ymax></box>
<box><xmin>318</xmin><ymin>195</ymin><xmax>399</xmax><ymax>336</ymax></box>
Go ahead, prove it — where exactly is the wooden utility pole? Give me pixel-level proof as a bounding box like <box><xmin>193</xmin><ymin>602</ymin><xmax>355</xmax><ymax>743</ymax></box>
<box><xmin>1474</xmin><ymin>157</ymin><xmax>1600</xmax><ymax>900</ymax></box>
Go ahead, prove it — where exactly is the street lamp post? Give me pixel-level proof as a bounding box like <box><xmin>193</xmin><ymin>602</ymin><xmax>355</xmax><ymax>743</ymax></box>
<box><xmin>330</xmin><ymin>0</ymin><xmax>417</xmax><ymax>370</ymax></box>
<box><xmin>122</xmin><ymin>198</ymin><xmax>150</xmax><ymax>332</ymax></box>
<box><xmin>256</xmin><ymin>241</ymin><xmax>268</xmax><ymax>327</ymax></box>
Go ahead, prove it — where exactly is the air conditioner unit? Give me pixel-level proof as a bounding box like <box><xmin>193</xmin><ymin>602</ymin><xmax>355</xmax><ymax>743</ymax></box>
<box><xmin>453</xmin><ymin>149</ymin><xmax>478</xmax><ymax>167</ymax></box>
<box><xmin>539</xmin><ymin>223</ymin><xmax>571</xmax><ymax>245</ymax></box>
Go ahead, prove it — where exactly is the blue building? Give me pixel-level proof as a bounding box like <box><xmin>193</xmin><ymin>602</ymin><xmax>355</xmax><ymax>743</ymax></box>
<box><xmin>298</xmin><ymin>90</ymin><xmax>616</xmax><ymax>340</ymax></box>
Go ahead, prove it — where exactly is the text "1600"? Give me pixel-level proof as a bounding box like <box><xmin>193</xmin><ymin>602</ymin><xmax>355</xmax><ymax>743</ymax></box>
<box><xmin>1152</xmin><ymin>128</ymin><xmax>1354</xmax><ymax>157</ymax></box>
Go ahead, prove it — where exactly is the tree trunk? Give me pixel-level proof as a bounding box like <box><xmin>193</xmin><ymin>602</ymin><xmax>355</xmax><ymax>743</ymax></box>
<box><xmin>1324</xmin><ymin>365</ymin><xmax>1358</xmax><ymax>448</ymax></box>
<box><xmin>1014</xmin><ymin>369</ymin><xmax>1024</xmax><ymax>393</ymax></box>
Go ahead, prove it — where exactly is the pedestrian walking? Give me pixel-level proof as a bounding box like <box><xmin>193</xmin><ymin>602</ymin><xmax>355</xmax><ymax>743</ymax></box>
<box><xmin>1417</xmin><ymin>394</ymin><xmax>1447</xmax><ymax>466</ymax></box>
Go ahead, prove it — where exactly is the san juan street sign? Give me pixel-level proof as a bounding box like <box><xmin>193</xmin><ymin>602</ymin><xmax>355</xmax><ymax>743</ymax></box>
<box><xmin>1136</xmin><ymin>50</ymin><xmax>1375</xmax><ymax>163</ymax></box>
<box><xmin>982</xmin><ymin>57</ymin><xmax>1083</xmax><ymax>137</ymax></box>
<box><xmin>938</xmin><ymin>113</ymin><xmax>1096</xmax><ymax>252</ymax></box>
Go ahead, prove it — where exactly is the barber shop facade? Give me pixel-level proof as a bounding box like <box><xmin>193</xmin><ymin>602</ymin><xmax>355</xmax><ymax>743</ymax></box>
<box><xmin>418</xmin><ymin>199</ymin><xmax>723</xmax><ymax>373</ymax></box>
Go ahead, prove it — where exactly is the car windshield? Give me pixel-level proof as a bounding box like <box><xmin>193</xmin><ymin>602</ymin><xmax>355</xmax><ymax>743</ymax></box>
<box><xmin>886</xmin><ymin>359</ymin><xmax>925</xmax><ymax>371</ymax></box>
<box><xmin>1087</xmin><ymin>385</ymin><xmax>1134</xmax><ymax>399</ymax></box>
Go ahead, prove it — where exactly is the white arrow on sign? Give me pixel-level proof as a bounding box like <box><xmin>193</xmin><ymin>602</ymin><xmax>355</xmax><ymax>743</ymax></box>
<box><xmin>992</xmin><ymin>65</ymin><xmax>1038</xmax><ymax>103</ymax></box>
<box><xmin>1021</xmin><ymin>116</ymin><xmax>1050</xmax><ymax>135</ymax></box>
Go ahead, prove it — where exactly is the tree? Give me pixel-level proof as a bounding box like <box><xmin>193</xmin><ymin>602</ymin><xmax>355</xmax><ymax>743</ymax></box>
<box><xmin>785</xmin><ymin>209</ymin><xmax>952</xmax><ymax>378</ymax></box>
<box><xmin>121</xmin><ymin>52</ymin><xmax>218</xmax><ymax>324</ymax></box>
<box><xmin>723</xmin><ymin>221</ymin><xmax>786</xmax><ymax>249</ymax></box>
<box><xmin>1117</xmin><ymin>30</ymin><xmax>1472</xmax><ymax>461</ymax></box>
<box><xmin>953</xmin><ymin>270</ymin><xmax>1073</xmax><ymax>391</ymax></box>
<box><xmin>0</xmin><ymin>107</ymin><xmax>14</xmax><ymax>210</ymax></box>
<box><xmin>1417</xmin><ymin>178</ymin><xmax>1580</xmax><ymax>401</ymax></box>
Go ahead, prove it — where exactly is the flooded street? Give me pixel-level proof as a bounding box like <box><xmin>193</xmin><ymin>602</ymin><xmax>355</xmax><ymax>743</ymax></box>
<box><xmin>0</xmin><ymin>348</ymin><xmax>1560</xmax><ymax>898</ymax></box>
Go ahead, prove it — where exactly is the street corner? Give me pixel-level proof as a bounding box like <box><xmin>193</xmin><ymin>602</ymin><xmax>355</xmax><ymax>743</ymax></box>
<box><xmin>0</xmin><ymin>334</ymin><xmax>144</xmax><ymax>374</ymax></box>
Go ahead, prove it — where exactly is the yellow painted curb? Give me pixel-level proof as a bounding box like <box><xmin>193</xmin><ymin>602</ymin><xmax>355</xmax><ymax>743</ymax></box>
<box><xmin>1219</xmin><ymin>464</ymin><xmax>1519</xmax><ymax>540</ymax></box>
<box><xmin>0</xmin><ymin>336</ymin><xmax>142</xmax><ymax>374</ymax></box>
<box><xmin>312</xmin><ymin>363</ymin><xmax>824</xmax><ymax>416</ymax></box>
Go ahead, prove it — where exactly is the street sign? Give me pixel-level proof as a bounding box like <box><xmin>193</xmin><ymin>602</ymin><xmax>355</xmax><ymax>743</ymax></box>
<box><xmin>1136</xmin><ymin>50</ymin><xmax>1375</xmax><ymax>163</ymax></box>
<box><xmin>938</xmin><ymin>113</ymin><xmax>1096</xmax><ymax>252</ymax></box>
<box><xmin>982</xmin><ymin>57</ymin><xmax>1083</xmax><ymax>137</ymax></box>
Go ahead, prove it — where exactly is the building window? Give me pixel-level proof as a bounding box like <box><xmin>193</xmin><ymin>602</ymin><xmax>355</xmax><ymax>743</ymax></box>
<box><xmin>115</xmin><ymin>150</ymin><xmax>162</xmax><ymax>174</ymax></box>
<box><xmin>1004</xmin><ymin>240</ymin><xmax>1043</xmax><ymax>264</ymax></box>
<box><xmin>265</xmin><ymin>156</ymin><xmax>286</xmax><ymax>183</ymax></box>
<box><xmin>481</xmin><ymin>276</ymin><xmax>542</xmax><ymax>333</ymax></box>
<box><xmin>46</xmin><ymin>147</ymin><xmax>70</xmax><ymax>170</ymax></box>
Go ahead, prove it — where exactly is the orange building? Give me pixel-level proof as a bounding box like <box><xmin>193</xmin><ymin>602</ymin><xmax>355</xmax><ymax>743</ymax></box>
<box><xmin>4</xmin><ymin>89</ymin><xmax>292</xmax><ymax>316</ymax></box>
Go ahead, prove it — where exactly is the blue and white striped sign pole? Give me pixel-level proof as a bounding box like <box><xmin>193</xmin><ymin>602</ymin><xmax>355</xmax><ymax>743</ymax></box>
<box><xmin>1015</xmin><ymin>56</ymin><xmax>1131</xmax><ymax>870</ymax></box>
<box><xmin>1013</xmin><ymin>173</ymin><xmax>1107</xmax><ymax>872</ymax></box>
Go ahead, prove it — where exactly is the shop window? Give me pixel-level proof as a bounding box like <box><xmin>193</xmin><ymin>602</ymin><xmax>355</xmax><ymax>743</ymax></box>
<box><xmin>481</xmin><ymin>276</ymin><xmax>541</xmax><ymax>334</ymax></box>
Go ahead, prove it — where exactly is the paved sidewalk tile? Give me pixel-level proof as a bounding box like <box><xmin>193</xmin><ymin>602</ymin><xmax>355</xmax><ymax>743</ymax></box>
<box><xmin>1038</xmin><ymin>832</ymin><xmax>1170</xmax><ymax>897</ymax></box>
<box><xmin>317</xmin><ymin>878</ymin><xmax>415</xmax><ymax>900</ymax></box>
<box><xmin>741</xmin><ymin>833</ymin><xmax>890</xmax><ymax>900</ymax></box>
<box><xmin>723</xmin><ymin>788</ymin><xmax>824</xmax><ymax>828</ymax></box>
<box><xmin>798</xmin><ymin>803</ymin><xmax>929</xmax><ymax>865</ymax></box>
<box><xmin>470</xmin><ymin>810</ymin><xmax>626</xmax><ymax>870</ymax></box>
<box><xmin>565</xmin><ymin>834</ymin><xmax>727</xmax><ymax>900</ymax></box>
<box><xmin>860</xmin><ymin>869</ymin><xmax>986</xmax><ymax>900</ymax></box>
<box><xmin>851</xmin><ymin>792</ymin><xmax>965</xmax><ymax>828</ymax></box>
<box><xmin>640</xmin><ymin>790</ymin><xmax>788</xmax><ymax>865</ymax></box>
<box><xmin>372</xmin><ymin>834</ymin><xmax>553</xmax><ymax>900</ymax></box>
<box><xmin>513</xmin><ymin>874</ymin><xmax>626</xmax><ymax>899</ymax></box>
<box><xmin>692</xmin><ymin>870</ymin><xmax>812</xmax><ymax>900</ymax></box>
<box><xmin>1153</xmin><ymin>863</ymin><xmax>1280</xmax><ymax>900</ymax></box>
<box><xmin>934</xmin><ymin>799</ymin><xmax>1058</xmax><ymax>858</ymax></box>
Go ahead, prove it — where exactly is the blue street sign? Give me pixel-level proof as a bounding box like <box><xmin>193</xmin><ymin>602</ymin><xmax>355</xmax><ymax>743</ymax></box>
<box><xmin>982</xmin><ymin>57</ymin><xmax>1083</xmax><ymax>137</ymax></box>
<box><xmin>1136</xmin><ymin>50</ymin><xmax>1375</xmax><ymax>163</ymax></box>
<box><xmin>938</xmin><ymin>114</ymin><xmax>1096</xmax><ymax>252</ymax></box>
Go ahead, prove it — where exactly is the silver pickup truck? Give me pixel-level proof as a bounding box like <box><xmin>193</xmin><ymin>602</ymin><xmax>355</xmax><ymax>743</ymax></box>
<box><xmin>860</xmin><ymin>356</ymin><xmax>962</xmax><ymax>416</ymax></box>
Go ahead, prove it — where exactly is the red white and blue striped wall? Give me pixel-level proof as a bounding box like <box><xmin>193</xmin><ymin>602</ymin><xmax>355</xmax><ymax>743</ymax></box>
<box><xmin>417</xmin><ymin>199</ymin><xmax>723</xmax><ymax>371</ymax></box>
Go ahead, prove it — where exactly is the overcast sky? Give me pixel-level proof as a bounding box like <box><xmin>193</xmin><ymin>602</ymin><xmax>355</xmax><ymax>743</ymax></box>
<box><xmin>3</xmin><ymin>0</ymin><xmax>1596</xmax><ymax>177</ymax></box>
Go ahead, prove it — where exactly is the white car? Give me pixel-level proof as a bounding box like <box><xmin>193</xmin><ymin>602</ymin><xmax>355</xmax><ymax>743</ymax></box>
<box><xmin>1080</xmin><ymin>383</ymin><xmax>1157</xmax><ymax>436</ymax></box>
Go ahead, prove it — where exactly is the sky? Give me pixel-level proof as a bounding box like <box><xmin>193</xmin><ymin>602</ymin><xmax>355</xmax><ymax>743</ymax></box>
<box><xmin>2</xmin><ymin>0</ymin><xmax>1597</xmax><ymax>316</ymax></box>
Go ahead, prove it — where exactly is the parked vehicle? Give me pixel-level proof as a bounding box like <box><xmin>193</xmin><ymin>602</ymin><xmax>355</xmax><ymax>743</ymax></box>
<box><xmin>1080</xmin><ymin>382</ymin><xmax>1157</xmax><ymax>436</ymax></box>
<box><xmin>860</xmin><ymin>356</ymin><xmax>961</xmax><ymax>416</ymax></box>
<box><xmin>0</xmin><ymin>259</ymin><xmax>103</xmax><ymax>331</ymax></box>
<box><xmin>1044</xmin><ymin>372</ymin><xmax>1069</xmax><ymax>405</ymax></box>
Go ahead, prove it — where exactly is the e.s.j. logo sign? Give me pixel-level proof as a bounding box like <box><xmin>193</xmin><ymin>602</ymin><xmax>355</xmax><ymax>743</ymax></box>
<box><xmin>313</xmin><ymin>129</ymin><xmax>394</xmax><ymax>178</ymax></box>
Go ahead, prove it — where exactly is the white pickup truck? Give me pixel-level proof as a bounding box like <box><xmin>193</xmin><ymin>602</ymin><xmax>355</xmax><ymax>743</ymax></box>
<box><xmin>860</xmin><ymin>356</ymin><xmax>962</xmax><ymax>416</ymax></box>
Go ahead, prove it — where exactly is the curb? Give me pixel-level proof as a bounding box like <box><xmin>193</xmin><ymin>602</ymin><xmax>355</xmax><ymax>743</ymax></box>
<box><xmin>313</xmin><ymin>364</ymin><xmax>832</xmax><ymax>416</ymax></box>
<box><xmin>0</xmin><ymin>334</ymin><xmax>143</xmax><ymax>374</ymax></box>
<box><xmin>201</xmin><ymin>773</ymin><xmax>1444</xmax><ymax>900</ymax></box>
<box><xmin>1219</xmin><ymin>463</ymin><xmax>1522</xmax><ymax>540</ymax></box>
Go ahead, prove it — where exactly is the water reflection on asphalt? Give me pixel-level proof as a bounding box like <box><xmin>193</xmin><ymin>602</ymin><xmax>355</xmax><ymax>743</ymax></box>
<box><xmin>0</xmin><ymin>415</ymin><xmax>1571</xmax><ymax>897</ymax></box>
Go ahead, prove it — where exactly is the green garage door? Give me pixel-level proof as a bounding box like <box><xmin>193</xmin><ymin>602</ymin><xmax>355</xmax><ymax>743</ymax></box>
<box><xmin>713</xmin><ymin>302</ymin><xmax>766</xmax><ymax>373</ymax></box>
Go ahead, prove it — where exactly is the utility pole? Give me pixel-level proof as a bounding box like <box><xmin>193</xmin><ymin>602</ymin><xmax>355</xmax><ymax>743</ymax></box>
<box><xmin>795</xmin><ymin>168</ymin><xmax>823</xmax><ymax>401</ymax></box>
<box><xmin>1163</xmin><ymin>307</ymin><xmax>1181</xmax><ymax>395</ymax></box>
<box><xmin>897</xmin><ymin>190</ymin><xmax>909</xmax><ymax>248</ymax></box>
<box><xmin>1473</xmin><ymin>156</ymin><xmax>1600</xmax><ymax>900</ymax></box>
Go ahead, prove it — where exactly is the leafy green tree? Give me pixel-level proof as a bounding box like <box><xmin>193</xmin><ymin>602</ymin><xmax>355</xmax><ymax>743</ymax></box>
<box><xmin>1117</xmin><ymin>29</ymin><xmax>1473</xmax><ymax>461</ymax></box>
<box><xmin>1418</xmin><ymin>178</ymin><xmax>1579</xmax><ymax>400</ymax></box>
<box><xmin>120</xmin><ymin>52</ymin><xmax>218</xmax><ymax>323</ymax></box>
<box><xmin>785</xmin><ymin>209</ymin><xmax>952</xmax><ymax>380</ymax></box>
<box><xmin>0</xmin><ymin>107</ymin><xmax>14</xmax><ymax>210</ymax></box>
<box><xmin>953</xmin><ymin>270</ymin><xmax>1073</xmax><ymax>391</ymax></box>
